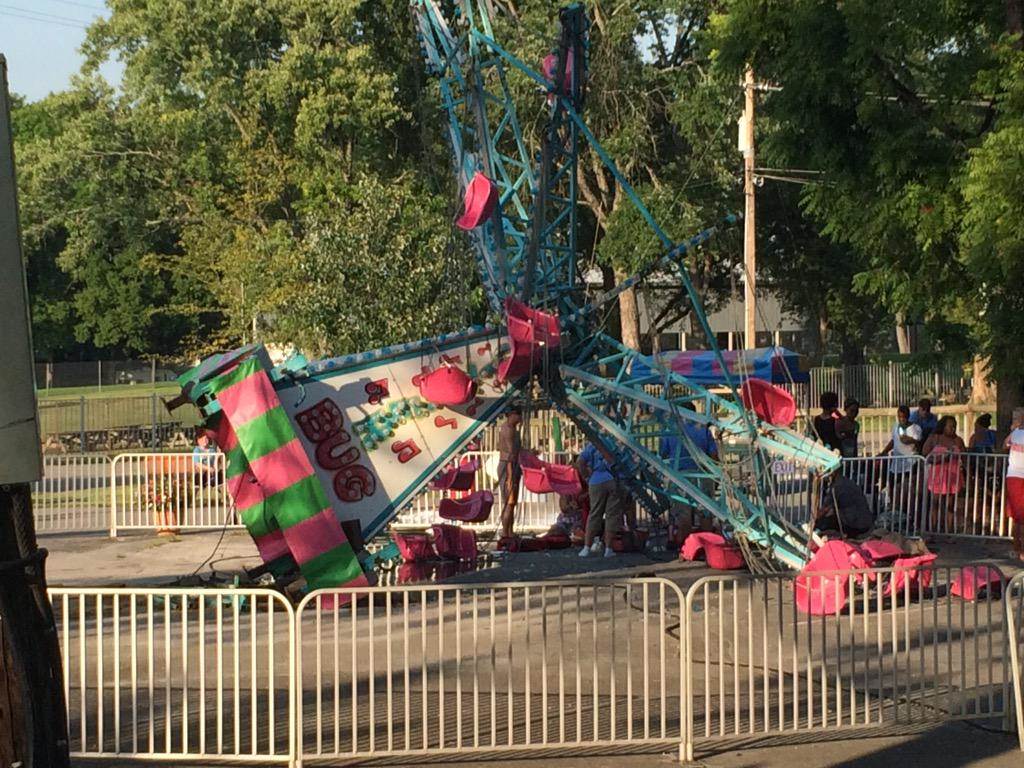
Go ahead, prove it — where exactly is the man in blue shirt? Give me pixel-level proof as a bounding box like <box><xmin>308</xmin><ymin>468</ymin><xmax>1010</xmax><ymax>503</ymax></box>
<box><xmin>577</xmin><ymin>440</ymin><xmax>622</xmax><ymax>558</ymax></box>
<box><xmin>910</xmin><ymin>397</ymin><xmax>938</xmax><ymax>444</ymax></box>
<box><xmin>659</xmin><ymin>406</ymin><xmax>718</xmax><ymax>538</ymax></box>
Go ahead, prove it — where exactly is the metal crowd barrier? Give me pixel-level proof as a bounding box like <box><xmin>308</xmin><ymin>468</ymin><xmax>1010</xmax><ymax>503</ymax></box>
<box><xmin>841</xmin><ymin>453</ymin><xmax>1014</xmax><ymax>539</ymax></box>
<box><xmin>31</xmin><ymin>453</ymin><xmax>112</xmax><ymax>533</ymax></box>
<box><xmin>50</xmin><ymin>587</ymin><xmax>295</xmax><ymax>763</ymax></box>
<box><xmin>1009</xmin><ymin>573</ymin><xmax>1024</xmax><ymax>751</ymax></box>
<box><xmin>683</xmin><ymin>565</ymin><xmax>1013</xmax><ymax>761</ymax></box>
<box><xmin>109</xmin><ymin>452</ymin><xmax>239</xmax><ymax>536</ymax></box>
<box><xmin>295</xmin><ymin>579</ymin><xmax>686</xmax><ymax>761</ymax></box>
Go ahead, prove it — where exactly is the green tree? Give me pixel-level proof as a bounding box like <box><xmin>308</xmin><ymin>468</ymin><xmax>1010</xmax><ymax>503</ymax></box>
<box><xmin>711</xmin><ymin>0</ymin><xmax>1024</xmax><ymax>427</ymax></box>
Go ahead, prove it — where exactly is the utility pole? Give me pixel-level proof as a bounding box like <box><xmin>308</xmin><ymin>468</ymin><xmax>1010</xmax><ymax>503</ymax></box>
<box><xmin>0</xmin><ymin>53</ymin><xmax>70</xmax><ymax>768</ymax></box>
<box><xmin>740</xmin><ymin>66</ymin><xmax>757</xmax><ymax>350</ymax></box>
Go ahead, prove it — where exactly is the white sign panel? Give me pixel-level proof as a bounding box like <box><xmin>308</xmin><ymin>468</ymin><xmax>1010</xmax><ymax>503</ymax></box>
<box><xmin>278</xmin><ymin>330</ymin><xmax>511</xmax><ymax>539</ymax></box>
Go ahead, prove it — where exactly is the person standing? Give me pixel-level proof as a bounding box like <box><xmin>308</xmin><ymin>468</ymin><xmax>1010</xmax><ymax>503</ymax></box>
<box><xmin>835</xmin><ymin>398</ymin><xmax>860</xmax><ymax>458</ymax></box>
<box><xmin>922</xmin><ymin>415</ymin><xmax>966</xmax><ymax>533</ymax></box>
<box><xmin>577</xmin><ymin>440</ymin><xmax>621</xmax><ymax>558</ymax></box>
<box><xmin>911</xmin><ymin>398</ymin><xmax>938</xmax><ymax>444</ymax></box>
<box><xmin>496</xmin><ymin>406</ymin><xmax>523</xmax><ymax>539</ymax></box>
<box><xmin>813</xmin><ymin>391</ymin><xmax>842</xmax><ymax>453</ymax></box>
<box><xmin>878</xmin><ymin>405</ymin><xmax>922</xmax><ymax>526</ymax></box>
<box><xmin>1003</xmin><ymin>409</ymin><xmax>1024</xmax><ymax>560</ymax></box>
<box><xmin>659</xmin><ymin>404</ymin><xmax>719</xmax><ymax>539</ymax></box>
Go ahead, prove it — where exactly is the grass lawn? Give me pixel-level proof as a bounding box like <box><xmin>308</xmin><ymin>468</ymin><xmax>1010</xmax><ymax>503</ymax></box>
<box><xmin>36</xmin><ymin>382</ymin><xmax>181</xmax><ymax>400</ymax></box>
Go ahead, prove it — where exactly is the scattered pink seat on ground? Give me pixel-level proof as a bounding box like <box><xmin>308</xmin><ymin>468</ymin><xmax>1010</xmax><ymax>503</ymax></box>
<box><xmin>705</xmin><ymin>540</ymin><xmax>745</xmax><ymax>570</ymax></box>
<box><xmin>857</xmin><ymin>539</ymin><xmax>904</xmax><ymax>562</ymax></box>
<box><xmin>680</xmin><ymin>531</ymin><xmax>726</xmax><ymax>562</ymax></box>
<box><xmin>393</xmin><ymin>532</ymin><xmax>436</xmax><ymax>563</ymax></box>
<box><xmin>884</xmin><ymin>553</ymin><xmax>939</xmax><ymax>597</ymax></box>
<box><xmin>432</xmin><ymin>524</ymin><xmax>478</xmax><ymax>561</ymax></box>
<box><xmin>950</xmin><ymin>565</ymin><xmax>1004</xmax><ymax>601</ymax></box>
<box><xmin>431</xmin><ymin>459</ymin><xmax>480</xmax><ymax>491</ymax></box>
<box><xmin>438</xmin><ymin>490</ymin><xmax>494</xmax><ymax>524</ymax></box>
<box><xmin>740</xmin><ymin>378</ymin><xmax>796</xmax><ymax>427</ymax></box>
<box><xmin>795</xmin><ymin>540</ymin><xmax>862</xmax><ymax>615</ymax></box>
<box><xmin>455</xmin><ymin>172</ymin><xmax>499</xmax><ymax>230</ymax></box>
<box><xmin>418</xmin><ymin>365</ymin><xmax>477</xmax><ymax>407</ymax></box>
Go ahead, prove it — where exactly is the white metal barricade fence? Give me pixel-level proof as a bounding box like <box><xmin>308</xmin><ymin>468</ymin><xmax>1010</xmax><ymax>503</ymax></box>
<box><xmin>31</xmin><ymin>453</ymin><xmax>112</xmax><ymax>532</ymax></box>
<box><xmin>683</xmin><ymin>565</ymin><xmax>1012</xmax><ymax>761</ymax></box>
<box><xmin>50</xmin><ymin>587</ymin><xmax>295</xmax><ymax>763</ymax></box>
<box><xmin>296</xmin><ymin>579</ymin><xmax>686</xmax><ymax>761</ymax></box>
<box><xmin>838</xmin><ymin>453</ymin><xmax>1014</xmax><ymax>540</ymax></box>
<box><xmin>1008</xmin><ymin>573</ymin><xmax>1024</xmax><ymax>751</ymax></box>
<box><xmin>109</xmin><ymin>452</ymin><xmax>239</xmax><ymax>536</ymax></box>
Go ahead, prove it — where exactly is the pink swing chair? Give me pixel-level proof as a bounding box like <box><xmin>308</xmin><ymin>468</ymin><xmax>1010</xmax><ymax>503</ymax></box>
<box><xmin>438</xmin><ymin>490</ymin><xmax>494</xmax><ymax>524</ymax></box>
<box><xmin>518</xmin><ymin>452</ymin><xmax>582</xmax><ymax>496</ymax></box>
<box><xmin>950</xmin><ymin>564</ymin><xmax>1004</xmax><ymax>601</ymax></box>
<box><xmin>739</xmin><ymin>378</ymin><xmax>796</xmax><ymax>427</ymax></box>
<box><xmin>497</xmin><ymin>298</ymin><xmax>561</xmax><ymax>382</ymax></box>
<box><xmin>455</xmin><ymin>172</ymin><xmax>499</xmax><ymax>231</ymax></box>
<box><xmin>418</xmin><ymin>365</ymin><xmax>477</xmax><ymax>407</ymax></box>
<box><xmin>430</xmin><ymin>459</ymin><xmax>480</xmax><ymax>491</ymax></box>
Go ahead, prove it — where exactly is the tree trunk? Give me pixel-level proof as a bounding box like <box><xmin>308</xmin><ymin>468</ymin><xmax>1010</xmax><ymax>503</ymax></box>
<box><xmin>617</xmin><ymin>280</ymin><xmax>642</xmax><ymax>350</ymax></box>
<box><xmin>995</xmin><ymin>372</ymin><xmax>1023</xmax><ymax>441</ymax></box>
<box><xmin>970</xmin><ymin>356</ymin><xmax>996</xmax><ymax>406</ymax></box>
<box><xmin>895</xmin><ymin>312</ymin><xmax>913</xmax><ymax>354</ymax></box>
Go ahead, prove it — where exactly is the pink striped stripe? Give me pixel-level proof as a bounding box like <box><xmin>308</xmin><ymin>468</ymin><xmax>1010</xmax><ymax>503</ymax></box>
<box><xmin>282</xmin><ymin>508</ymin><xmax>347</xmax><ymax>564</ymax></box>
<box><xmin>216</xmin><ymin>369</ymin><xmax>279</xmax><ymax>426</ymax></box>
<box><xmin>214</xmin><ymin>416</ymin><xmax>239</xmax><ymax>453</ymax></box>
<box><xmin>227</xmin><ymin>471</ymin><xmax>266</xmax><ymax>511</ymax></box>
<box><xmin>254</xmin><ymin>529</ymin><xmax>290</xmax><ymax>563</ymax></box>
<box><xmin>246</xmin><ymin>439</ymin><xmax>314</xmax><ymax>499</ymax></box>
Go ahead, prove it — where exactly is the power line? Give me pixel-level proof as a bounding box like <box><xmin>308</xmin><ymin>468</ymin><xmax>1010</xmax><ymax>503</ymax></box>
<box><xmin>0</xmin><ymin>9</ymin><xmax>87</xmax><ymax>28</ymax></box>
<box><xmin>0</xmin><ymin>3</ymin><xmax>91</xmax><ymax>24</ymax></box>
<box><xmin>38</xmin><ymin>0</ymin><xmax>105</xmax><ymax>11</ymax></box>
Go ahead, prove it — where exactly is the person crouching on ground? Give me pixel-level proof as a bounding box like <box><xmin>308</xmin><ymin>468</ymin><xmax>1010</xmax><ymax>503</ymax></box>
<box><xmin>1003</xmin><ymin>408</ymin><xmax>1024</xmax><ymax>561</ymax></box>
<box><xmin>577</xmin><ymin>440</ymin><xmax>622</xmax><ymax>558</ymax></box>
<box><xmin>813</xmin><ymin>470</ymin><xmax>876</xmax><ymax>541</ymax></box>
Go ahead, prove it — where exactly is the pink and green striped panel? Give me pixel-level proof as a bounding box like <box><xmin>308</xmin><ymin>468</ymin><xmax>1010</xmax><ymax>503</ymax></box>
<box><xmin>207</xmin><ymin>357</ymin><xmax>366</xmax><ymax>591</ymax></box>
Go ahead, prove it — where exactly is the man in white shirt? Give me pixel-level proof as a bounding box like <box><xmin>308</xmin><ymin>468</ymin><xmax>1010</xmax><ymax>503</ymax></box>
<box><xmin>1003</xmin><ymin>407</ymin><xmax>1024</xmax><ymax>560</ymax></box>
<box><xmin>878</xmin><ymin>405</ymin><xmax>922</xmax><ymax>524</ymax></box>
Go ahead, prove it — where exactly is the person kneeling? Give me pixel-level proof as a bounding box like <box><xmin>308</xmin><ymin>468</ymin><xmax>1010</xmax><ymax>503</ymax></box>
<box><xmin>814</xmin><ymin>471</ymin><xmax>875</xmax><ymax>541</ymax></box>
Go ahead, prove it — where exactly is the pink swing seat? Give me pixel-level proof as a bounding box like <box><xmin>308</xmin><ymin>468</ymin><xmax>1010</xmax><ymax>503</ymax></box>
<box><xmin>438</xmin><ymin>490</ymin><xmax>494</xmax><ymax>524</ymax></box>
<box><xmin>950</xmin><ymin>565</ymin><xmax>1004</xmax><ymax>601</ymax></box>
<box><xmin>393</xmin><ymin>532</ymin><xmax>436</xmax><ymax>563</ymax></box>
<box><xmin>432</xmin><ymin>524</ymin><xmax>478</xmax><ymax>561</ymax></box>
<box><xmin>418</xmin><ymin>365</ymin><xmax>477</xmax><ymax>407</ymax></box>
<box><xmin>455</xmin><ymin>172</ymin><xmax>499</xmax><ymax>231</ymax></box>
<box><xmin>680</xmin><ymin>531</ymin><xmax>726</xmax><ymax>561</ymax></box>
<box><xmin>884</xmin><ymin>553</ymin><xmax>939</xmax><ymax>597</ymax></box>
<box><xmin>431</xmin><ymin>459</ymin><xmax>480</xmax><ymax>491</ymax></box>
<box><xmin>518</xmin><ymin>452</ymin><xmax>582</xmax><ymax>496</ymax></box>
<box><xmin>497</xmin><ymin>298</ymin><xmax>561</xmax><ymax>383</ymax></box>
<box><xmin>795</xmin><ymin>540</ymin><xmax>862</xmax><ymax>615</ymax></box>
<box><xmin>740</xmin><ymin>378</ymin><xmax>796</xmax><ymax>427</ymax></box>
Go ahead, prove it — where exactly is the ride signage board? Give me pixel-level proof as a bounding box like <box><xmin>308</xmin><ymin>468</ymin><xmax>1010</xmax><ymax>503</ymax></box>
<box><xmin>277</xmin><ymin>328</ymin><xmax>512</xmax><ymax>540</ymax></box>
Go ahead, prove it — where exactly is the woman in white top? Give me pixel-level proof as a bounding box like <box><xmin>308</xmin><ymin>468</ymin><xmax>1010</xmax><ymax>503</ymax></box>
<box><xmin>1002</xmin><ymin>408</ymin><xmax>1024</xmax><ymax>560</ymax></box>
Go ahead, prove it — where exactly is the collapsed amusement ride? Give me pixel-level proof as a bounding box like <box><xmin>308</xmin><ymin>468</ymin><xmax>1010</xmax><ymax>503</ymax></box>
<box><xmin>167</xmin><ymin>2</ymin><xmax>842</xmax><ymax>595</ymax></box>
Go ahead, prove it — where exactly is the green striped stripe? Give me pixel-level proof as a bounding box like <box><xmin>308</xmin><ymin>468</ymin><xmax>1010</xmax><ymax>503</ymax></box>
<box><xmin>240</xmin><ymin>502</ymin><xmax>278</xmax><ymax>539</ymax></box>
<box><xmin>233</xmin><ymin>407</ymin><xmax>296</xmax><ymax>463</ymax></box>
<box><xmin>207</xmin><ymin>355</ymin><xmax>261</xmax><ymax>395</ymax></box>
<box><xmin>300</xmin><ymin>545</ymin><xmax>363</xmax><ymax>590</ymax></box>
<box><xmin>224</xmin><ymin>444</ymin><xmax>250</xmax><ymax>478</ymax></box>
<box><xmin>259</xmin><ymin>474</ymin><xmax>329</xmax><ymax>529</ymax></box>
